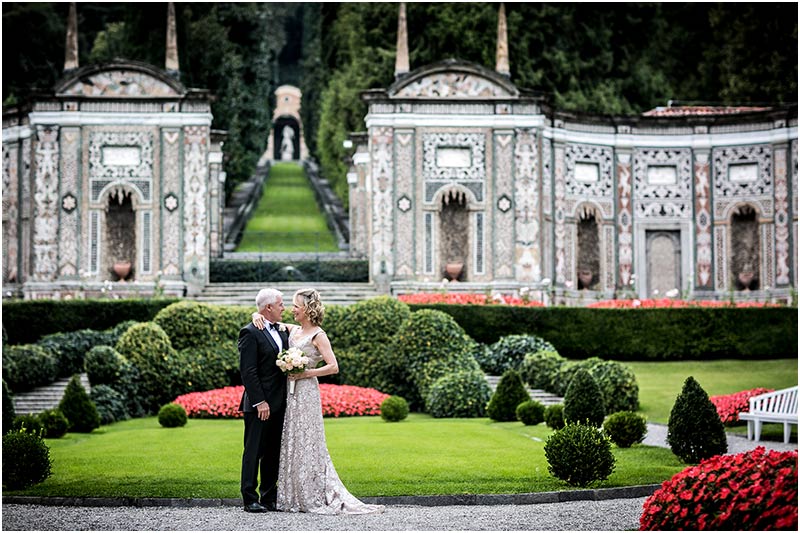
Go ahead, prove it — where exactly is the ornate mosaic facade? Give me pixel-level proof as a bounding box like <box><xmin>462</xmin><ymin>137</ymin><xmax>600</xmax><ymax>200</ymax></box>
<box><xmin>2</xmin><ymin>61</ymin><xmax>225</xmax><ymax>298</ymax></box>
<box><xmin>352</xmin><ymin>59</ymin><xmax>797</xmax><ymax>302</ymax></box>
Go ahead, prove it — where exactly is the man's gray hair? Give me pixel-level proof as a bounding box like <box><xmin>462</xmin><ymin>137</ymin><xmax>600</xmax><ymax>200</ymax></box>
<box><xmin>256</xmin><ymin>288</ymin><xmax>282</xmax><ymax>311</ymax></box>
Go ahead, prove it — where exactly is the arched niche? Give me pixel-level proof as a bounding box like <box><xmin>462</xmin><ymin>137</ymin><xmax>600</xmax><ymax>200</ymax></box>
<box><xmin>576</xmin><ymin>204</ymin><xmax>601</xmax><ymax>290</ymax></box>
<box><xmin>104</xmin><ymin>187</ymin><xmax>136</xmax><ymax>280</ymax></box>
<box><xmin>730</xmin><ymin>204</ymin><xmax>760</xmax><ymax>290</ymax></box>
<box><xmin>439</xmin><ymin>188</ymin><xmax>470</xmax><ymax>281</ymax></box>
<box><xmin>273</xmin><ymin>116</ymin><xmax>300</xmax><ymax>161</ymax></box>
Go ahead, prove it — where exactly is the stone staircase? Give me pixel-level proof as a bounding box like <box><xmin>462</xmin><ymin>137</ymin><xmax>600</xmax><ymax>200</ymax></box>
<box><xmin>485</xmin><ymin>375</ymin><xmax>563</xmax><ymax>406</ymax></box>
<box><xmin>192</xmin><ymin>282</ymin><xmax>382</xmax><ymax>306</ymax></box>
<box><xmin>12</xmin><ymin>374</ymin><xmax>92</xmax><ymax>415</ymax></box>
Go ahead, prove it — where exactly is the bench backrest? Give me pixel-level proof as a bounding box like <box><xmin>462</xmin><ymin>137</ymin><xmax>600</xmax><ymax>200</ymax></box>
<box><xmin>748</xmin><ymin>386</ymin><xmax>798</xmax><ymax>416</ymax></box>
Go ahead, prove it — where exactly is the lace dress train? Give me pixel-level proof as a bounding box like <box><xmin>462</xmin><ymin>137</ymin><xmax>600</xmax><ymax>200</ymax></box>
<box><xmin>276</xmin><ymin>328</ymin><xmax>384</xmax><ymax>515</ymax></box>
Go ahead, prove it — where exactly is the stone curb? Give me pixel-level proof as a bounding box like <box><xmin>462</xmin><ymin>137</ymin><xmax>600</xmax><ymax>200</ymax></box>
<box><xmin>2</xmin><ymin>484</ymin><xmax>660</xmax><ymax>508</ymax></box>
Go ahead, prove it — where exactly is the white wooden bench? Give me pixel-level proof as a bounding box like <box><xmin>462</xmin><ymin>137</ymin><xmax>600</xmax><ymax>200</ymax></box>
<box><xmin>738</xmin><ymin>386</ymin><xmax>798</xmax><ymax>443</ymax></box>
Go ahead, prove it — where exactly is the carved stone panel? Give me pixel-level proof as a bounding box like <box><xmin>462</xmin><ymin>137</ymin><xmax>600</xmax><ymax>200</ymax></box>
<box><xmin>494</xmin><ymin>131</ymin><xmax>514</xmax><ymax>279</ymax></box>
<box><xmin>514</xmin><ymin>128</ymin><xmax>540</xmax><ymax>281</ymax></box>
<box><xmin>554</xmin><ymin>145</ymin><xmax>567</xmax><ymax>285</ymax></box>
<box><xmin>89</xmin><ymin>130</ymin><xmax>154</xmax><ymax>204</ymax></box>
<box><xmin>371</xmin><ymin>127</ymin><xmax>394</xmax><ymax>277</ymax></box>
<box><xmin>395</xmin><ymin>73</ymin><xmax>513</xmax><ymax>98</ymax></box>
<box><xmin>395</xmin><ymin>130</ymin><xmax>415</xmax><ymax>278</ymax></box>
<box><xmin>616</xmin><ymin>153</ymin><xmax>633</xmax><ymax>287</ymax></box>
<box><xmin>182</xmin><ymin>125</ymin><xmax>208</xmax><ymax>288</ymax></box>
<box><xmin>633</xmin><ymin>148</ymin><xmax>692</xmax><ymax>219</ymax></box>
<box><xmin>161</xmin><ymin>128</ymin><xmax>181</xmax><ymax>276</ymax></box>
<box><xmin>423</xmin><ymin>132</ymin><xmax>485</xmax><ymax>203</ymax></box>
<box><xmin>773</xmin><ymin>146</ymin><xmax>791</xmax><ymax>285</ymax></box>
<box><xmin>713</xmin><ymin>145</ymin><xmax>773</xmax><ymax>219</ymax></box>
<box><xmin>3</xmin><ymin>142</ymin><xmax>19</xmax><ymax>283</ymax></box>
<box><xmin>58</xmin><ymin>127</ymin><xmax>81</xmax><ymax>277</ymax></box>
<box><xmin>32</xmin><ymin>126</ymin><xmax>60</xmax><ymax>281</ymax></box>
<box><xmin>564</xmin><ymin>143</ymin><xmax>614</xmax><ymax>219</ymax></box>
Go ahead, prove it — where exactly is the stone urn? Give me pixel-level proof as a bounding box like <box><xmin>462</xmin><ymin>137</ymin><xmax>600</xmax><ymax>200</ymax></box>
<box><xmin>445</xmin><ymin>262</ymin><xmax>463</xmax><ymax>282</ymax></box>
<box><xmin>738</xmin><ymin>270</ymin><xmax>755</xmax><ymax>290</ymax></box>
<box><xmin>578</xmin><ymin>269</ymin><xmax>593</xmax><ymax>289</ymax></box>
<box><xmin>112</xmin><ymin>261</ymin><xmax>132</xmax><ymax>281</ymax></box>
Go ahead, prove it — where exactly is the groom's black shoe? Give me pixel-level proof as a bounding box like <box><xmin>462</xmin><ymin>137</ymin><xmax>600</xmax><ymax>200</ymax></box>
<box><xmin>243</xmin><ymin>502</ymin><xmax>268</xmax><ymax>513</ymax></box>
<box><xmin>262</xmin><ymin>501</ymin><xmax>279</xmax><ymax>512</ymax></box>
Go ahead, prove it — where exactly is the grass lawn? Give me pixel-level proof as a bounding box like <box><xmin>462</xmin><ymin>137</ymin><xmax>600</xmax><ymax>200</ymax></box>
<box><xmin>8</xmin><ymin>415</ymin><xmax>683</xmax><ymax>499</ymax></box>
<box><xmin>237</xmin><ymin>162</ymin><xmax>339</xmax><ymax>252</ymax></box>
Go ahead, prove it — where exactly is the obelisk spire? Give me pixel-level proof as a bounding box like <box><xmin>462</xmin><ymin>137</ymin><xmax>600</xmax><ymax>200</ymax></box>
<box><xmin>165</xmin><ymin>2</ymin><xmax>180</xmax><ymax>79</ymax></box>
<box><xmin>64</xmin><ymin>2</ymin><xmax>79</xmax><ymax>73</ymax></box>
<box><xmin>394</xmin><ymin>2</ymin><xmax>409</xmax><ymax>79</ymax></box>
<box><xmin>496</xmin><ymin>3</ymin><xmax>510</xmax><ymax>77</ymax></box>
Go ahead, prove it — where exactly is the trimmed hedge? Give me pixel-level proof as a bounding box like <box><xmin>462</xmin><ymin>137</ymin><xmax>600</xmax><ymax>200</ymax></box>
<box><xmin>2</xmin><ymin>345</ymin><xmax>58</xmax><ymax>392</ymax></box>
<box><xmin>408</xmin><ymin>304</ymin><xmax>797</xmax><ymax>360</ymax></box>
<box><xmin>210</xmin><ymin>259</ymin><xmax>368</xmax><ymax>283</ymax></box>
<box><xmin>2</xmin><ymin>298</ymin><xmax>178</xmax><ymax>345</ymax></box>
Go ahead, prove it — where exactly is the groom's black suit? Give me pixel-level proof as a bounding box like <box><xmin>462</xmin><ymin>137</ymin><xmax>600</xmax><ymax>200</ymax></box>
<box><xmin>238</xmin><ymin>322</ymin><xmax>288</xmax><ymax>506</ymax></box>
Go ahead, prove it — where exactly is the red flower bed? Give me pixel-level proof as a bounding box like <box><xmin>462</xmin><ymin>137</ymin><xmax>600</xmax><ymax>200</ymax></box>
<box><xmin>398</xmin><ymin>293</ymin><xmax>545</xmax><ymax>307</ymax></box>
<box><xmin>588</xmin><ymin>298</ymin><xmax>782</xmax><ymax>309</ymax></box>
<box><xmin>174</xmin><ymin>384</ymin><xmax>388</xmax><ymax>419</ymax></box>
<box><xmin>710</xmin><ymin>388</ymin><xmax>773</xmax><ymax>425</ymax></box>
<box><xmin>640</xmin><ymin>447</ymin><xmax>798</xmax><ymax>531</ymax></box>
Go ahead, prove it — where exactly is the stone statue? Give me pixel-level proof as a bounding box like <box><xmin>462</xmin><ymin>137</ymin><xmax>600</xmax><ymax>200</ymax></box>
<box><xmin>280</xmin><ymin>126</ymin><xmax>295</xmax><ymax>160</ymax></box>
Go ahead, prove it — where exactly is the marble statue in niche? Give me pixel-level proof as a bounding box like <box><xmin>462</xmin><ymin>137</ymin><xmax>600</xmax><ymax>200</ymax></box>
<box><xmin>440</xmin><ymin>189</ymin><xmax>469</xmax><ymax>281</ymax></box>
<box><xmin>280</xmin><ymin>126</ymin><xmax>295</xmax><ymax>161</ymax></box>
<box><xmin>730</xmin><ymin>205</ymin><xmax>760</xmax><ymax>290</ymax></box>
<box><xmin>106</xmin><ymin>190</ymin><xmax>136</xmax><ymax>280</ymax></box>
<box><xmin>576</xmin><ymin>206</ymin><xmax>600</xmax><ymax>290</ymax></box>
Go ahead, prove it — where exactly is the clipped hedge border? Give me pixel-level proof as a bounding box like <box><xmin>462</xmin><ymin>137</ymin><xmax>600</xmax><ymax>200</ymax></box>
<box><xmin>2</xmin><ymin>298</ymin><xmax>178</xmax><ymax>345</ymax></box>
<box><xmin>209</xmin><ymin>259</ymin><xmax>368</xmax><ymax>283</ymax></box>
<box><xmin>408</xmin><ymin>304</ymin><xmax>797</xmax><ymax>360</ymax></box>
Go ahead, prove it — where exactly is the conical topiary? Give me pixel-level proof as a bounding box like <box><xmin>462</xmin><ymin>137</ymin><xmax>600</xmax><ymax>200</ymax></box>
<box><xmin>2</xmin><ymin>379</ymin><xmax>15</xmax><ymax>435</ymax></box>
<box><xmin>667</xmin><ymin>376</ymin><xmax>727</xmax><ymax>463</ymax></box>
<box><xmin>487</xmin><ymin>369</ymin><xmax>531</xmax><ymax>422</ymax></box>
<box><xmin>563</xmin><ymin>368</ymin><xmax>606</xmax><ymax>427</ymax></box>
<box><xmin>58</xmin><ymin>375</ymin><xmax>100</xmax><ymax>433</ymax></box>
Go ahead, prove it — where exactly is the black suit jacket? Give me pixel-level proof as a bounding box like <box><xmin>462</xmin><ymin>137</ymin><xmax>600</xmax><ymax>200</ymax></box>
<box><xmin>238</xmin><ymin>323</ymin><xmax>288</xmax><ymax>413</ymax></box>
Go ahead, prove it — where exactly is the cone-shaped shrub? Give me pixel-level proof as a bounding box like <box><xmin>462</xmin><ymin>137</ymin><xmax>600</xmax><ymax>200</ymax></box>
<box><xmin>58</xmin><ymin>375</ymin><xmax>100</xmax><ymax>433</ymax></box>
<box><xmin>563</xmin><ymin>368</ymin><xmax>606</xmax><ymax>427</ymax></box>
<box><xmin>487</xmin><ymin>369</ymin><xmax>531</xmax><ymax>422</ymax></box>
<box><xmin>667</xmin><ymin>376</ymin><xmax>727</xmax><ymax>463</ymax></box>
<box><xmin>2</xmin><ymin>379</ymin><xmax>15</xmax><ymax>435</ymax></box>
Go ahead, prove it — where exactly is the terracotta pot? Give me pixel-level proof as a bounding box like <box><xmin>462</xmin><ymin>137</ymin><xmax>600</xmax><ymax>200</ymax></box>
<box><xmin>445</xmin><ymin>262</ymin><xmax>463</xmax><ymax>282</ymax></box>
<box><xmin>113</xmin><ymin>261</ymin><xmax>132</xmax><ymax>281</ymax></box>
<box><xmin>578</xmin><ymin>269</ymin><xmax>593</xmax><ymax>289</ymax></box>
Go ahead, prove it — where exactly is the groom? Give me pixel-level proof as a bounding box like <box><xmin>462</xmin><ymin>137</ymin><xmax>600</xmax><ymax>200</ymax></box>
<box><xmin>238</xmin><ymin>288</ymin><xmax>288</xmax><ymax>512</ymax></box>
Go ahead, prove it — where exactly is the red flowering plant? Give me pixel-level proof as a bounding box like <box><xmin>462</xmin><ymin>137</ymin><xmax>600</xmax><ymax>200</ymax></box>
<box><xmin>640</xmin><ymin>447</ymin><xmax>798</xmax><ymax>531</ymax></box>
<box><xmin>397</xmin><ymin>293</ymin><xmax>545</xmax><ymax>307</ymax></box>
<box><xmin>710</xmin><ymin>388</ymin><xmax>773</xmax><ymax>426</ymax></box>
<box><xmin>174</xmin><ymin>384</ymin><xmax>389</xmax><ymax>419</ymax></box>
<box><xmin>589</xmin><ymin>298</ymin><xmax>782</xmax><ymax>309</ymax></box>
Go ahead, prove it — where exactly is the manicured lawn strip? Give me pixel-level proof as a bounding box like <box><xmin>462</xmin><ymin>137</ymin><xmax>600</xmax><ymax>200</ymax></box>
<box><xmin>8</xmin><ymin>415</ymin><xmax>682</xmax><ymax>499</ymax></box>
<box><xmin>628</xmin><ymin>358</ymin><xmax>798</xmax><ymax>425</ymax></box>
<box><xmin>237</xmin><ymin>162</ymin><xmax>338</xmax><ymax>252</ymax></box>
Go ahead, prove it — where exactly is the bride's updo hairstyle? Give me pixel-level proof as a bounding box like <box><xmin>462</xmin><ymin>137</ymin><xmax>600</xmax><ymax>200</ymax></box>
<box><xmin>295</xmin><ymin>288</ymin><xmax>324</xmax><ymax>326</ymax></box>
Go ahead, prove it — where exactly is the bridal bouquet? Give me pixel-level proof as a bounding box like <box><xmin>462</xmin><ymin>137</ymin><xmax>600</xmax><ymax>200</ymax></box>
<box><xmin>276</xmin><ymin>346</ymin><xmax>310</xmax><ymax>394</ymax></box>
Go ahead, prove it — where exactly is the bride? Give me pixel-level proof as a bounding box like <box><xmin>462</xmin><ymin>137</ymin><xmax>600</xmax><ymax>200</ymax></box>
<box><xmin>254</xmin><ymin>288</ymin><xmax>384</xmax><ymax>515</ymax></box>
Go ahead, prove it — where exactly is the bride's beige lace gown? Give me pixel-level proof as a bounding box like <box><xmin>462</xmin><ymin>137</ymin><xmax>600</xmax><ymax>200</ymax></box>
<box><xmin>276</xmin><ymin>327</ymin><xmax>385</xmax><ymax>514</ymax></box>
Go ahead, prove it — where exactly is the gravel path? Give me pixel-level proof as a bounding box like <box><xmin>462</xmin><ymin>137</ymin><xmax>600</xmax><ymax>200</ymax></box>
<box><xmin>1</xmin><ymin>499</ymin><xmax>648</xmax><ymax>531</ymax></box>
<box><xmin>3</xmin><ymin>424</ymin><xmax>795</xmax><ymax>531</ymax></box>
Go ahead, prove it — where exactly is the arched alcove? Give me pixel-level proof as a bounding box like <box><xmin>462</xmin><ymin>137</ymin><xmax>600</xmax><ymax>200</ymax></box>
<box><xmin>731</xmin><ymin>204</ymin><xmax>760</xmax><ymax>290</ymax></box>
<box><xmin>105</xmin><ymin>189</ymin><xmax>136</xmax><ymax>280</ymax></box>
<box><xmin>439</xmin><ymin>189</ymin><xmax>469</xmax><ymax>281</ymax></box>
<box><xmin>273</xmin><ymin>116</ymin><xmax>300</xmax><ymax>161</ymax></box>
<box><xmin>576</xmin><ymin>205</ymin><xmax>600</xmax><ymax>290</ymax></box>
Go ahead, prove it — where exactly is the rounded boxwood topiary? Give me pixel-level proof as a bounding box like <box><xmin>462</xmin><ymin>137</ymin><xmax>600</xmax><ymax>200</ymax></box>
<box><xmin>90</xmin><ymin>385</ymin><xmax>129</xmax><ymax>425</ymax></box>
<box><xmin>380</xmin><ymin>396</ymin><xmax>410</xmax><ymax>422</ymax></box>
<box><xmin>385</xmin><ymin>309</ymin><xmax>481</xmax><ymax>410</ymax></box>
<box><xmin>58</xmin><ymin>375</ymin><xmax>100</xmax><ymax>433</ymax></box>
<box><xmin>37</xmin><ymin>409</ymin><xmax>69</xmax><ymax>439</ymax></box>
<box><xmin>563</xmin><ymin>368</ymin><xmax>606</xmax><ymax>427</ymax></box>
<box><xmin>2</xmin><ymin>429</ymin><xmax>53</xmax><ymax>489</ymax></box>
<box><xmin>115</xmin><ymin>321</ymin><xmax>181</xmax><ymax>412</ymax></box>
<box><xmin>520</xmin><ymin>350</ymin><xmax>565</xmax><ymax>392</ymax></box>
<box><xmin>487</xmin><ymin>369</ymin><xmax>531</xmax><ymax>422</ymax></box>
<box><xmin>544</xmin><ymin>403</ymin><xmax>565</xmax><ymax>430</ymax></box>
<box><xmin>603</xmin><ymin>411</ymin><xmax>647</xmax><ymax>448</ymax></box>
<box><xmin>332</xmin><ymin>296</ymin><xmax>411</xmax><ymax>353</ymax></box>
<box><xmin>516</xmin><ymin>400</ymin><xmax>546</xmax><ymax>426</ymax></box>
<box><xmin>176</xmin><ymin>341</ymin><xmax>239</xmax><ymax>393</ymax></box>
<box><xmin>37</xmin><ymin>328</ymin><xmax>112</xmax><ymax>377</ymax></box>
<box><xmin>84</xmin><ymin>345</ymin><xmax>124</xmax><ymax>386</ymax></box>
<box><xmin>11</xmin><ymin>414</ymin><xmax>44</xmax><ymax>436</ymax></box>
<box><xmin>667</xmin><ymin>376</ymin><xmax>727</xmax><ymax>463</ymax></box>
<box><xmin>2</xmin><ymin>379</ymin><xmax>15</xmax><ymax>435</ymax></box>
<box><xmin>2</xmin><ymin>344</ymin><xmax>58</xmax><ymax>392</ymax></box>
<box><xmin>482</xmin><ymin>335</ymin><xmax>557</xmax><ymax>376</ymax></box>
<box><xmin>544</xmin><ymin>423</ymin><xmax>616</xmax><ymax>487</ymax></box>
<box><xmin>426</xmin><ymin>370</ymin><xmax>493</xmax><ymax>418</ymax></box>
<box><xmin>158</xmin><ymin>403</ymin><xmax>188</xmax><ymax>428</ymax></box>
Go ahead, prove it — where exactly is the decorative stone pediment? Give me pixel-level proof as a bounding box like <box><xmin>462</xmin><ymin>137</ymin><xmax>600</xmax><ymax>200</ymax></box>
<box><xmin>55</xmin><ymin>61</ymin><xmax>185</xmax><ymax>98</ymax></box>
<box><xmin>389</xmin><ymin>60</ymin><xmax>518</xmax><ymax>99</ymax></box>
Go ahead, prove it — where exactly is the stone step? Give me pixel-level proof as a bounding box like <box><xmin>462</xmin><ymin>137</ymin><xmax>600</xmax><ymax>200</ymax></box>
<box><xmin>192</xmin><ymin>282</ymin><xmax>382</xmax><ymax>306</ymax></box>
<box><xmin>485</xmin><ymin>375</ymin><xmax>563</xmax><ymax>406</ymax></box>
<box><xmin>12</xmin><ymin>374</ymin><xmax>91</xmax><ymax>416</ymax></box>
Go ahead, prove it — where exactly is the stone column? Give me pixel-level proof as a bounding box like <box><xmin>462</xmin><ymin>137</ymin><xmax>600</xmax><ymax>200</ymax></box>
<box><xmin>773</xmin><ymin>144</ymin><xmax>791</xmax><ymax>286</ymax></box>
<box><xmin>513</xmin><ymin>128</ymin><xmax>540</xmax><ymax>282</ymax></box>
<box><xmin>182</xmin><ymin>125</ymin><xmax>209</xmax><ymax>294</ymax></box>
<box><xmin>616</xmin><ymin>151</ymin><xmax>633</xmax><ymax>289</ymax></box>
<box><xmin>693</xmin><ymin>151</ymin><xmax>713</xmax><ymax>290</ymax></box>
<box><xmin>494</xmin><ymin>129</ymin><xmax>514</xmax><ymax>279</ymax></box>
<box><xmin>31</xmin><ymin>125</ymin><xmax>60</xmax><ymax>282</ymax></box>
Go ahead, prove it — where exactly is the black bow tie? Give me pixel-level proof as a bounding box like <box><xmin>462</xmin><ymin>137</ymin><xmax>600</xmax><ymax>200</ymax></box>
<box><xmin>268</xmin><ymin>323</ymin><xmax>278</xmax><ymax>330</ymax></box>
